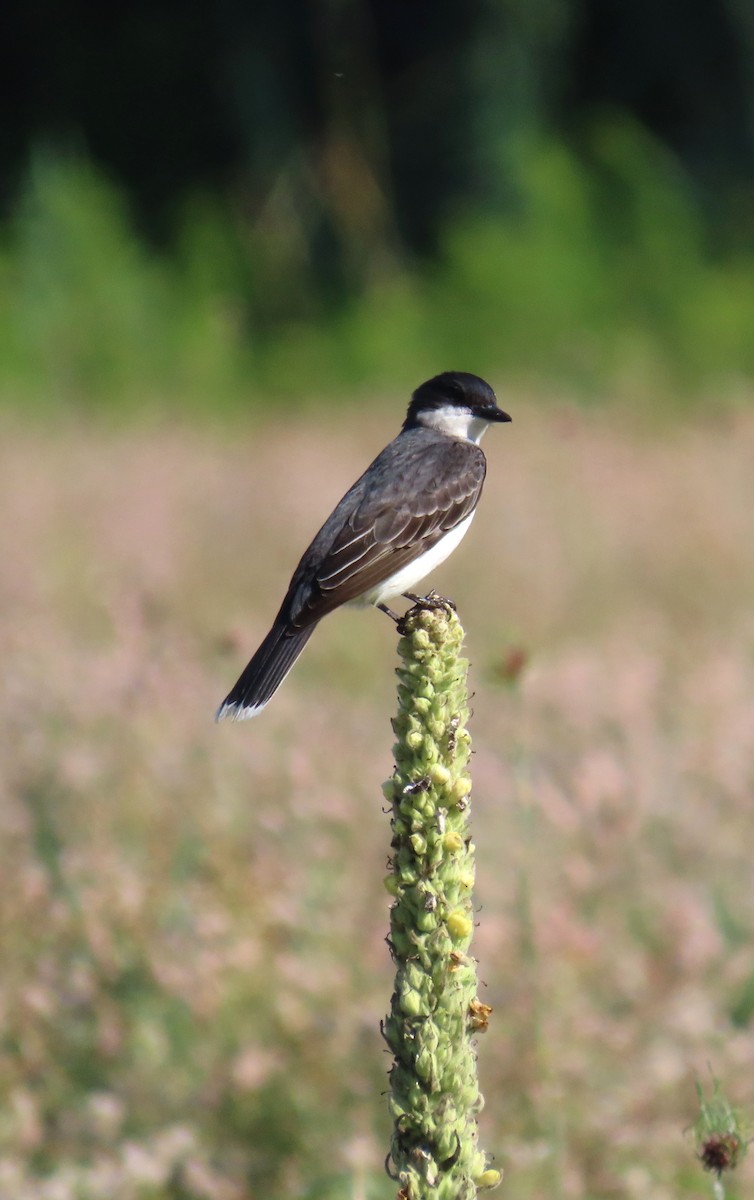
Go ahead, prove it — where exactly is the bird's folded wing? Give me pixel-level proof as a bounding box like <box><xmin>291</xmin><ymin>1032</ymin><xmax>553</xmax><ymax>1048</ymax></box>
<box><xmin>286</xmin><ymin>441</ymin><xmax>486</xmax><ymax>627</ymax></box>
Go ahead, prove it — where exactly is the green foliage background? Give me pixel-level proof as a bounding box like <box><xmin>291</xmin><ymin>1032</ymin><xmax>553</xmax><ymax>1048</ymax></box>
<box><xmin>3</xmin><ymin>119</ymin><xmax>754</xmax><ymax>415</ymax></box>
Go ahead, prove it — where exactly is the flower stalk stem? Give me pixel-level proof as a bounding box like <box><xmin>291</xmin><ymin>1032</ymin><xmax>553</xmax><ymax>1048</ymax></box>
<box><xmin>382</xmin><ymin>602</ymin><xmax>500</xmax><ymax>1199</ymax></box>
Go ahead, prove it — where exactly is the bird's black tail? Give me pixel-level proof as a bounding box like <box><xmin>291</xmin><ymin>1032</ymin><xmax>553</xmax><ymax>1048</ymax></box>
<box><xmin>215</xmin><ymin>621</ymin><xmax>317</xmax><ymax>721</ymax></box>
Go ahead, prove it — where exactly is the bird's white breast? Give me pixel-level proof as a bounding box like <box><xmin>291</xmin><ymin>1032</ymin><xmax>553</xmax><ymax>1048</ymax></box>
<box><xmin>356</xmin><ymin>511</ymin><xmax>475</xmax><ymax>607</ymax></box>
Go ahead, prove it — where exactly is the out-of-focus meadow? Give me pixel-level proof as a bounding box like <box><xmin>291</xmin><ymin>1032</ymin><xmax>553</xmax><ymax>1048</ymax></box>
<box><xmin>2</xmin><ymin>400</ymin><xmax>754</xmax><ymax>1199</ymax></box>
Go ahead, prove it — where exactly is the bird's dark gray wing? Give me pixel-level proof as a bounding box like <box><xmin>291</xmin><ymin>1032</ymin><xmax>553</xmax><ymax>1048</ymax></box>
<box><xmin>278</xmin><ymin>429</ymin><xmax>487</xmax><ymax>629</ymax></box>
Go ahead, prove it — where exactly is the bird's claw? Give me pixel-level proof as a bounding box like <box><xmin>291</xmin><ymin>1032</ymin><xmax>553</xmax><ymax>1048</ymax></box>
<box><xmin>397</xmin><ymin>590</ymin><xmax>456</xmax><ymax>633</ymax></box>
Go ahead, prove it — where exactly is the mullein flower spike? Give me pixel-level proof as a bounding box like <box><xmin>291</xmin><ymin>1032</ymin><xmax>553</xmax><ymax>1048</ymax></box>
<box><xmin>382</xmin><ymin>604</ymin><xmax>501</xmax><ymax>1199</ymax></box>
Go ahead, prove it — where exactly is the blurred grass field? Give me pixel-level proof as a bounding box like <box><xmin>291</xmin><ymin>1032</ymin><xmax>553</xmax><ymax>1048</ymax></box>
<box><xmin>2</xmin><ymin>397</ymin><xmax>754</xmax><ymax>1198</ymax></box>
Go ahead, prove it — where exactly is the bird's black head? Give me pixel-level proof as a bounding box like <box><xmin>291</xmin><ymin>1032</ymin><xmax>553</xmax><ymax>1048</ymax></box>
<box><xmin>402</xmin><ymin>371</ymin><xmax>511</xmax><ymax>436</ymax></box>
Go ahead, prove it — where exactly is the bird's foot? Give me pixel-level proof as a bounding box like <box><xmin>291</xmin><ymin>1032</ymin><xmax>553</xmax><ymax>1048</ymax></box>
<box><xmin>403</xmin><ymin>589</ymin><xmax>456</xmax><ymax>612</ymax></box>
<box><xmin>377</xmin><ymin>603</ymin><xmax>401</xmax><ymax>623</ymax></box>
<box><xmin>398</xmin><ymin>589</ymin><xmax>456</xmax><ymax>634</ymax></box>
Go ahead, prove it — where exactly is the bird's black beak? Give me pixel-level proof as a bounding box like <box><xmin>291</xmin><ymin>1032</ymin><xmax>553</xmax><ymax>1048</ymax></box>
<box><xmin>485</xmin><ymin>404</ymin><xmax>512</xmax><ymax>423</ymax></box>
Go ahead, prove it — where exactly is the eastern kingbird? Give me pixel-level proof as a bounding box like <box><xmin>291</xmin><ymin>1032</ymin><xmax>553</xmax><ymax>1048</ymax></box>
<box><xmin>216</xmin><ymin>371</ymin><xmax>510</xmax><ymax>720</ymax></box>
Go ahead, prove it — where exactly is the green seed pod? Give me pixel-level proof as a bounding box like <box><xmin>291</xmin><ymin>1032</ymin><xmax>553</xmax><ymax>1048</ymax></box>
<box><xmin>381</xmin><ymin>779</ymin><xmax>397</xmax><ymax>801</ymax></box>
<box><xmin>448</xmin><ymin>777</ymin><xmax>472</xmax><ymax>806</ymax></box>
<box><xmin>442</xmin><ymin>831</ymin><xmax>465</xmax><ymax>854</ymax></box>
<box><xmin>428</xmin><ymin>717</ymin><xmax>447</xmax><ymax>740</ymax></box>
<box><xmin>447</xmin><ymin>910</ymin><xmax>473</xmax><ymax>941</ymax></box>
<box><xmin>415</xmin><ymin>908</ymin><xmax>439</xmax><ymax>932</ymax></box>
<box><xmin>400</xmin><ymin>988</ymin><xmax>423</xmax><ymax>1017</ymax></box>
<box><xmin>429</xmin><ymin>763</ymin><xmax>451</xmax><ymax>787</ymax></box>
<box><xmin>475</xmin><ymin>1168</ymin><xmax>503</xmax><ymax>1190</ymax></box>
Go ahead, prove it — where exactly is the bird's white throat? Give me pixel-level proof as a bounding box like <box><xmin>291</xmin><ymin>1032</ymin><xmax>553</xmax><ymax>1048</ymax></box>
<box><xmin>415</xmin><ymin>404</ymin><xmax>490</xmax><ymax>444</ymax></box>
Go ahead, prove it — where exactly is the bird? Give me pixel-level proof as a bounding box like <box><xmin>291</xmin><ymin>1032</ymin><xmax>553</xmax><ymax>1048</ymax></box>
<box><xmin>216</xmin><ymin>371</ymin><xmax>511</xmax><ymax>720</ymax></box>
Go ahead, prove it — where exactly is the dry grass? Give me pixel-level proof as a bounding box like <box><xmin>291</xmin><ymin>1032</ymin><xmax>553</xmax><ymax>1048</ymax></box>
<box><xmin>1</xmin><ymin>399</ymin><xmax>754</xmax><ymax>1199</ymax></box>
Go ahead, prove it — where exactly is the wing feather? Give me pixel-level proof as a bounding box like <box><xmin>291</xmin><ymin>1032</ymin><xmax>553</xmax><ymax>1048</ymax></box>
<box><xmin>280</xmin><ymin>432</ymin><xmax>486</xmax><ymax>628</ymax></box>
